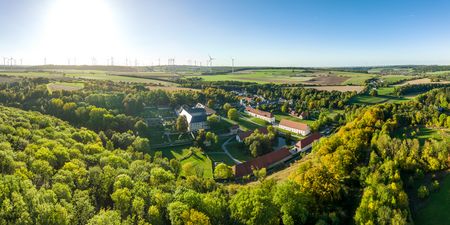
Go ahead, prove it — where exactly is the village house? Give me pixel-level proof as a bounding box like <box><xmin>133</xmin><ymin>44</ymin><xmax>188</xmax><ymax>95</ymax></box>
<box><xmin>295</xmin><ymin>132</ymin><xmax>321</xmax><ymax>152</ymax></box>
<box><xmin>245</xmin><ymin>106</ymin><xmax>275</xmax><ymax>123</ymax></box>
<box><xmin>278</xmin><ymin>119</ymin><xmax>311</xmax><ymax>136</ymax></box>
<box><xmin>195</xmin><ymin>103</ymin><xmax>216</xmax><ymax>116</ymax></box>
<box><xmin>236</xmin><ymin>127</ymin><xmax>269</xmax><ymax>142</ymax></box>
<box><xmin>289</xmin><ymin>110</ymin><xmax>309</xmax><ymax>120</ymax></box>
<box><xmin>229</xmin><ymin>125</ymin><xmax>240</xmax><ymax>135</ymax></box>
<box><xmin>178</xmin><ymin>106</ymin><xmax>208</xmax><ymax>131</ymax></box>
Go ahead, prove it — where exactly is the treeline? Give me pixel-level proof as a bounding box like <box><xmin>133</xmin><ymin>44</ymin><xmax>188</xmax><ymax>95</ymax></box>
<box><xmin>394</xmin><ymin>83</ymin><xmax>450</xmax><ymax>96</ymax></box>
<box><xmin>0</xmin><ymin>79</ymin><xmax>236</xmax><ymax>151</ymax></box>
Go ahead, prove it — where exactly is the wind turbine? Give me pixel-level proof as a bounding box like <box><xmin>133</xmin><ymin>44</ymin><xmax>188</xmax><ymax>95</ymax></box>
<box><xmin>208</xmin><ymin>55</ymin><xmax>215</xmax><ymax>72</ymax></box>
<box><xmin>231</xmin><ymin>57</ymin><xmax>235</xmax><ymax>73</ymax></box>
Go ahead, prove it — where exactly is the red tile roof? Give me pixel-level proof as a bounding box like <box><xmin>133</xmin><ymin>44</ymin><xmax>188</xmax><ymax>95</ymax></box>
<box><xmin>245</xmin><ymin>107</ymin><xmax>273</xmax><ymax>118</ymax></box>
<box><xmin>233</xmin><ymin>147</ymin><xmax>292</xmax><ymax>177</ymax></box>
<box><xmin>237</xmin><ymin>127</ymin><xmax>269</xmax><ymax>141</ymax></box>
<box><xmin>295</xmin><ymin>132</ymin><xmax>321</xmax><ymax>149</ymax></box>
<box><xmin>279</xmin><ymin>119</ymin><xmax>309</xmax><ymax>131</ymax></box>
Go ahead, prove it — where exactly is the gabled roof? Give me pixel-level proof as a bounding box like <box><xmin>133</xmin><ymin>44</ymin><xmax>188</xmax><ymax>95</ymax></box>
<box><xmin>295</xmin><ymin>132</ymin><xmax>321</xmax><ymax>149</ymax></box>
<box><xmin>279</xmin><ymin>119</ymin><xmax>309</xmax><ymax>131</ymax></box>
<box><xmin>237</xmin><ymin>127</ymin><xmax>269</xmax><ymax>141</ymax></box>
<box><xmin>233</xmin><ymin>147</ymin><xmax>292</xmax><ymax>177</ymax></box>
<box><xmin>181</xmin><ymin>106</ymin><xmax>207</xmax><ymax>123</ymax></box>
<box><xmin>195</xmin><ymin>103</ymin><xmax>216</xmax><ymax>115</ymax></box>
<box><xmin>245</xmin><ymin>107</ymin><xmax>273</xmax><ymax>118</ymax></box>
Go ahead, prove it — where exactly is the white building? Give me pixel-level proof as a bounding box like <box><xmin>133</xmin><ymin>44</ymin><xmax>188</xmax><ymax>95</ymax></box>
<box><xmin>179</xmin><ymin>106</ymin><xmax>208</xmax><ymax>131</ymax></box>
<box><xmin>245</xmin><ymin>107</ymin><xmax>275</xmax><ymax>124</ymax></box>
<box><xmin>278</xmin><ymin>119</ymin><xmax>310</xmax><ymax>136</ymax></box>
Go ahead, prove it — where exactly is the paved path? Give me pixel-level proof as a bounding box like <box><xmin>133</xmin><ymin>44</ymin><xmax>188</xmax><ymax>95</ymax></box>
<box><xmin>221</xmin><ymin>137</ymin><xmax>242</xmax><ymax>164</ymax></box>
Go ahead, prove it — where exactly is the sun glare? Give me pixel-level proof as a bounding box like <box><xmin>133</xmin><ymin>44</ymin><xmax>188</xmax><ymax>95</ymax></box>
<box><xmin>40</xmin><ymin>0</ymin><xmax>123</xmax><ymax>61</ymax></box>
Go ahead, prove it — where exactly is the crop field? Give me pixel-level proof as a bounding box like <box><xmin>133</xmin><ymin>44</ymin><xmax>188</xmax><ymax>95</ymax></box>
<box><xmin>147</xmin><ymin>85</ymin><xmax>198</xmax><ymax>92</ymax></box>
<box><xmin>47</xmin><ymin>82</ymin><xmax>84</xmax><ymax>92</ymax></box>
<box><xmin>0</xmin><ymin>70</ymin><xmax>178</xmax><ymax>85</ymax></box>
<box><xmin>395</xmin><ymin>78</ymin><xmax>450</xmax><ymax>86</ymax></box>
<box><xmin>304</xmin><ymin>85</ymin><xmax>365</xmax><ymax>92</ymax></box>
<box><xmin>189</xmin><ymin>69</ymin><xmax>375</xmax><ymax>85</ymax></box>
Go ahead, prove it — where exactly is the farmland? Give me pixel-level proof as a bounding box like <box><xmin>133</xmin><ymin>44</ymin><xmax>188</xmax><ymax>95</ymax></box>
<box><xmin>395</xmin><ymin>78</ymin><xmax>450</xmax><ymax>86</ymax></box>
<box><xmin>303</xmin><ymin>85</ymin><xmax>365</xmax><ymax>92</ymax></box>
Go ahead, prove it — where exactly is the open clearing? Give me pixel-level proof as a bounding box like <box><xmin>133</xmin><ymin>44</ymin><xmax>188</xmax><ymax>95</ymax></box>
<box><xmin>395</xmin><ymin>78</ymin><xmax>450</xmax><ymax>86</ymax></box>
<box><xmin>304</xmin><ymin>85</ymin><xmax>365</xmax><ymax>92</ymax></box>
<box><xmin>414</xmin><ymin>174</ymin><xmax>450</xmax><ymax>225</ymax></box>
<box><xmin>47</xmin><ymin>82</ymin><xmax>84</xmax><ymax>92</ymax></box>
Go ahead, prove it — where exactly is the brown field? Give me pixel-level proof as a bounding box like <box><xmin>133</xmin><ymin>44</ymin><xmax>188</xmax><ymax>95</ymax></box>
<box><xmin>47</xmin><ymin>83</ymin><xmax>84</xmax><ymax>92</ymax></box>
<box><xmin>147</xmin><ymin>86</ymin><xmax>199</xmax><ymax>92</ymax></box>
<box><xmin>303</xmin><ymin>76</ymin><xmax>349</xmax><ymax>85</ymax></box>
<box><xmin>304</xmin><ymin>85</ymin><xmax>365</xmax><ymax>93</ymax></box>
<box><xmin>395</xmin><ymin>78</ymin><xmax>450</xmax><ymax>86</ymax></box>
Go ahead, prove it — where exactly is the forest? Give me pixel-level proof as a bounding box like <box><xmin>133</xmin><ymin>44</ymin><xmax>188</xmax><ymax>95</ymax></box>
<box><xmin>0</xmin><ymin>78</ymin><xmax>449</xmax><ymax>224</ymax></box>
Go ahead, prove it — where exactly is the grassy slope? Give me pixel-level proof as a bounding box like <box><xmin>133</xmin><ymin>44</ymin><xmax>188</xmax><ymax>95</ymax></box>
<box><xmin>414</xmin><ymin>175</ymin><xmax>450</xmax><ymax>225</ymax></box>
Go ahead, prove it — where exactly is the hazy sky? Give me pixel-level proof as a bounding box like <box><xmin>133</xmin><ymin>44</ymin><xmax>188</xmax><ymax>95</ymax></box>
<box><xmin>1</xmin><ymin>0</ymin><xmax>450</xmax><ymax>66</ymax></box>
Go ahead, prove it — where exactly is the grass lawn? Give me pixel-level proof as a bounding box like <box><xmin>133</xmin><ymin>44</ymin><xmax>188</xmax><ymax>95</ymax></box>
<box><xmin>226</xmin><ymin>140</ymin><xmax>253</xmax><ymax>162</ymax></box>
<box><xmin>209</xmin><ymin>118</ymin><xmax>234</xmax><ymax>134</ymax></box>
<box><xmin>206</xmin><ymin>152</ymin><xmax>236</xmax><ymax>166</ymax></box>
<box><xmin>414</xmin><ymin>175</ymin><xmax>450</xmax><ymax>225</ymax></box>
<box><xmin>274</xmin><ymin>113</ymin><xmax>315</xmax><ymax>126</ymax></box>
<box><xmin>250</xmin><ymin>117</ymin><xmax>269</xmax><ymax>126</ymax></box>
<box><xmin>236</xmin><ymin>117</ymin><xmax>264</xmax><ymax>131</ymax></box>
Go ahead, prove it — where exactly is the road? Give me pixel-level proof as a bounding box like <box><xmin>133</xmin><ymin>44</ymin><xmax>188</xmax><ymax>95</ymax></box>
<box><xmin>221</xmin><ymin>136</ymin><xmax>242</xmax><ymax>164</ymax></box>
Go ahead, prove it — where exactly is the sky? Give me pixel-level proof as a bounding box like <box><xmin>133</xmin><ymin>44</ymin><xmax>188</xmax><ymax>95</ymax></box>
<box><xmin>1</xmin><ymin>0</ymin><xmax>450</xmax><ymax>67</ymax></box>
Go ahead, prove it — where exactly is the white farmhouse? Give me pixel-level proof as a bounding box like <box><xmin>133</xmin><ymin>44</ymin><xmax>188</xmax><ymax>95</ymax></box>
<box><xmin>278</xmin><ymin>119</ymin><xmax>311</xmax><ymax>136</ymax></box>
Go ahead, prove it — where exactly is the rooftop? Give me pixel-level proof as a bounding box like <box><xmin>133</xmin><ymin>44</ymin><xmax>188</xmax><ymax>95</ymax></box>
<box><xmin>279</xmin><ymin>119</ymin><xmax>309</xmax><ymax>131</ymax></box>
<box><xmin>295</xmin><ymin>132</ymin><xmax>322</xmax><ymax>149</ymax></box>
<box><xmin>245</xmin><ymin>106</ymin><xmax>273</xmax><ymax>118</ymax></box>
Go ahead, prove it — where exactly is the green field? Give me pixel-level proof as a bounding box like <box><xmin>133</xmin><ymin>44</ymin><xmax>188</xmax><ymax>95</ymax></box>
<box><xmin>380</xmin><ymin>75</ymin><xmax>415</xmax><ymax>84</ymax></box>
<box><xmin>414</xmin><ymin>175</ymin><xmax>450</xmax><ymax>225</ymax></box>
<box><xmin>206</xmin><ymin>152</ymin><xmax>236</xmax><ymax>166</ymax></box>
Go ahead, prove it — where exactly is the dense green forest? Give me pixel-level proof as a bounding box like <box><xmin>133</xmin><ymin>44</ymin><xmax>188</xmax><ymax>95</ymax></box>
<box><xmin>0</xmin><ymin>79</ymin><xmax>449</xmax><ymax>224</ymax></box>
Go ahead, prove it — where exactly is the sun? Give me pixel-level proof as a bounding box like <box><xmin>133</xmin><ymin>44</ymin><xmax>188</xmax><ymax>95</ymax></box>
<box><xmin>40</xmin><ymin>0</ymin><xmax>123</xmax><ymax>62</ymax></box>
